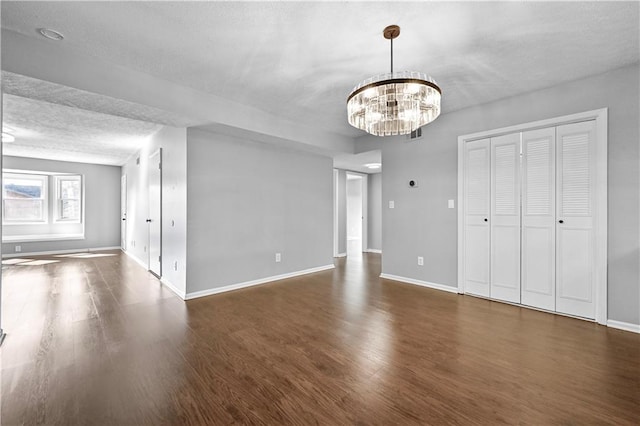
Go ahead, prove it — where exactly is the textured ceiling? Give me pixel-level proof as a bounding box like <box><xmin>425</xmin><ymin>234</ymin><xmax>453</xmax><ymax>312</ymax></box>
<box><xmin>2</xmin><ymin>72</ymin><xmax>198</xmax><ymax>128</ymax></box>
<box><xmin>2</xmin><ymin>94</ymin><xmax>161</xmax><ymax>165</ymax></box>
<box><xmin>1</xmin><ymin>1</ymin><xmax>639</xmax><ymax>165</ymax></box>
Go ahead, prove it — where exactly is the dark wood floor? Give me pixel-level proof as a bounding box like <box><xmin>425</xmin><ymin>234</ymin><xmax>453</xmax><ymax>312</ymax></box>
<box><xmin>1</xmin><ymin>250</ymin><xmax>639</xmax><ymax>425</ymax></box>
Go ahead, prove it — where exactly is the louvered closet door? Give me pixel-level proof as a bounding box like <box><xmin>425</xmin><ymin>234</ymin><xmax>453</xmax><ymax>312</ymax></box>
<box><xmin>521</xmin><ymin>128</ymin><xmax>556</xmax><ymax>311</ymax></box>
<box><xmin>464</xmin><ymin>138</ymin><xmax>491</xmax><ymax>297</ymax></box>
<box><xmin>556</xmin><ymin>121</ymin><xmax>596</xmax><ymax>319</ymax></box>
<box><xmin>489</xmin><ymin>133</ymin><xmax>521</xmax><ymax>303</ymax></box>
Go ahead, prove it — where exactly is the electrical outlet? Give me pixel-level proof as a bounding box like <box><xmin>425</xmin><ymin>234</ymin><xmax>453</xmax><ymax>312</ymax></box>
<box><xmin>448</xmin><ymin>199</ymin><xmax>455</xmax><ymax>209</ymax></box>
<box><xmin>417</xmin><ymin>256</ymin><xmax>424</xmax><ymax>266</ymax></box>
<box><xmin>389</xmin><ymin>200</ymin><xmax>395</xmax><ymax>209</ymax></box>
<box><xmin>275</xmin><ymin>253</ymin><xmax>281</xmax><ymax>263</ymax></box>
<box><xmin>15</xmin><ymin>245</ymin><xmax>21</xmax><ymax>253</ymax></box>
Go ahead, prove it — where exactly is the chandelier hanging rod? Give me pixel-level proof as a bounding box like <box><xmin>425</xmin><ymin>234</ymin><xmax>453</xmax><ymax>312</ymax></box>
<box><xmin>384</xmin><ymin>24</ymin><xmax>400</xmax><ymax>73</ymax></box>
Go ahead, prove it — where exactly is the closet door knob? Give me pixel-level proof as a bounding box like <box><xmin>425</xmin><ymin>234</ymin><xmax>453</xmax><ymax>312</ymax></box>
<box><xmin>558</xmin><ymin>220</ymin><xmax>564</xmax><ymax>224</ymax></box>
<box><xmin>484</xmin><ymin>218</ymin><xmax>488</xmax><ymax>222</ymax></box>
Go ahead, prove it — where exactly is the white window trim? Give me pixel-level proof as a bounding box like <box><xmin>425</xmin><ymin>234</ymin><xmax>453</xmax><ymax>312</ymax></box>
<box><xmin>2</xmin><ymin>172</ymin><xmax>49</xmax><ymax>224</ymax></box>
<box><xmin>54</xmin><ymin>174</ymin><xmax>83</xmax><ymax>223</ymax></box>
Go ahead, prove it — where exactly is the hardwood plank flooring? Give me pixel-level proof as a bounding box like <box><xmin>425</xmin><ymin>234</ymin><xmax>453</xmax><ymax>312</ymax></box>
<box><xmin>1</xmin><ymin>250</ymin><xmax>638</xmax><ymax>425</ymax></box>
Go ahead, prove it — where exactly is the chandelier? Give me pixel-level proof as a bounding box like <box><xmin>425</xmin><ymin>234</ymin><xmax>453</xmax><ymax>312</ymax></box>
<box><xmin>347</xmin><ymin>25</ymin><xmax>442</xmax><ymax>137</ymax></box>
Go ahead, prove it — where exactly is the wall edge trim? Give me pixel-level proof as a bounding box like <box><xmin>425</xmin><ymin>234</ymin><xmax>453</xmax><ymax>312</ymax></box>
<box><xmin>160</xmin><ymin>277</ymin><xmax>187</xmax><ymax>300</ymax></box>
<box><xmin>123</xmin><ymin>250</ymin><xmax>148</xmax><ymax>269</ymax></box>
<box><xmin>185</xmin><ymin>264</ymin><xmax>335</xmax><ymax>300</ymax></box>
<box><xmin>380</xmin><ymin>273</ymin><xmax>459</xmax><ymax>294</ymax></box>
<box><xmin>607</xmin><ymin>319</ymin><xmax>640</xmax><ymax>334</ymax></box>
<box><xmin>2</xmin><ymin>246</ymin><xmax>121</xmax><ymax>258</ymax></box>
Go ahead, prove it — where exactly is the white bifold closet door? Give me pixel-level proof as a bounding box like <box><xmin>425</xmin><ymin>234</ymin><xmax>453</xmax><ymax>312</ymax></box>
<box><xmin>555</xmin><ymin>121</ymin><xmax>596</xmax><ymax>319</ymax></box>
<box><xmin>463</xmin><ymin>138</ymin><xmax>491</xmax><ymax>297</ymax></box>
<box><xmin>489</xmin><ymin>133</ymin><xmax>521</xmax><ymax>303</ymax></box>
<box><xmin>521</xmin><ymin>127</ymin><xmax>556</xmax><ymax>311</ymax></box>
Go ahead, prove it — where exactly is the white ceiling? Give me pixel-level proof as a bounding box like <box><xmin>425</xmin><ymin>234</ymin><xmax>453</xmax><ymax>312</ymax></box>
<box><xmin>1</xmin><ymin>1</ymin><xmax>638</xmax><ymax>167</ymax></box>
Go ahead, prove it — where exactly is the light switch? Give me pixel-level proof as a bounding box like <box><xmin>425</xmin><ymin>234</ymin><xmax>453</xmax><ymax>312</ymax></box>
<box><xmin>448</xmin><ymin>199</ymin><xmax>455</xmax><ymax>209</ymax></box>
<box><xmin>389</xmin><ymin>200</ymin><xmax>395</xmax><ymax>209</ymax></box>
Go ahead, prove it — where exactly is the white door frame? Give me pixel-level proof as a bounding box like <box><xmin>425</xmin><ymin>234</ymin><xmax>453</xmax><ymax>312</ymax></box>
<box><xmin>333</xmin><ymin>169</ymin><xmax>339</xmax><ymax>257</ymax></box>
<box><xmin>148</xmin><ymin>148</ymin><xmax>162</xmax><ymax>277</ymax></box>
<box><xmin>121</xmin><ymin>174</ymin><xmax>127</xmax><ymax>251</ymax></box>
<box><xmin>457</xmin><ymin>108</ymin><xmax>608</xmax><ymax>325</ymax></box>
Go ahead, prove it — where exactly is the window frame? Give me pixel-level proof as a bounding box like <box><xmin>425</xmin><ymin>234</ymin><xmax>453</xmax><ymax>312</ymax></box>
<box><xmin>2</xmin><ymin>172</ymin><xmax>49</xmax><ymax>224</ymax></box>
<box><xmin>54</xmin><ymin>174</ymin><xmax>83</xmax><ymax>223</ymax></box>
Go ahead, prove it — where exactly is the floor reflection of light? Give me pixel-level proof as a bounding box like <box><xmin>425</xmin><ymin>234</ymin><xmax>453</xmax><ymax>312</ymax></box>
<box><xmin>17</xmin><ymin>260</ymin><xmax>60</xmax><ymax>266</ymax></box>
<box><xmin>2</xmin><ymin>258</ymin><xmax>33</xmax><ymax>265</ymax></box>
<box><xmin>54</xmin><ymin>253</ymin><xmax>117</xmax><ymax>259</ymax></box>
<box><xmin>354</xmin><ymin>309</ymin><xmax>393</xmax><ymax>386</ymax></box>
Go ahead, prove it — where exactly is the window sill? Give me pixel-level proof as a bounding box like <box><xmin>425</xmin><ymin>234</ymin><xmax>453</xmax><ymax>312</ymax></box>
<box><xmin>2</xmin><ymin>234</ymin><xmax>85</xmax><ymax>243</ymax></box>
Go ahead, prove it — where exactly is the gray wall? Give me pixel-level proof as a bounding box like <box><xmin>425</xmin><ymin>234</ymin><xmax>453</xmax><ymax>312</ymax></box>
<box><xmin>122</xmin><ymin>126</ymin><xmax>187</xmax><ymax>294</ymax></box>
<box><xmin>2</xmin><ymin>156</ymin><xmax>121</xmax><ymax>254</ymax></box>
<box><xmin>367</xmin><ymin>173</ymin><xmax>382</xmax><ymax>251</ymax></box>
<box><xmin>186</xmin><ymin>128</ymin><xmax>334</xmax><ymax>295</ymax></box>
<box><xmin>356</xmin><ymin>64</ymin><xmax>640</xmax><ymax>325</ymax></box>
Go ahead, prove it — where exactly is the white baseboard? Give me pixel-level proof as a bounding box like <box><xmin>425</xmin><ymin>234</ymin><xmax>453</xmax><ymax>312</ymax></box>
<box><xmin>3</xmin><ymin>234</ymin><xmax>85</xmax><ymax>243</ymax></box>
<box><xmin>160</xmin><ymin>277</ymin><xmax>186</xmax><ymax>300</ymax></box>
<box><xmin>379</xmin><ymin>273</ymin><xmax>459</xmax><ymax>294</ymax></box>
<box><xmin>365</xmin><ymin>249</ymin><xmax>382</xmax><ymax>254</ymax></box>
<box><xmin>185</xmin><ymin>264</ymin><xmax>335</xmax><ymax>300</ymax></box>
<box><xmin>123</xmin><ymin>250</ymin><xmax>148</xmax><ymax>269</ymax></box>
<box><xmin>607</xmin><ymin>319</ymin><xmax>640</xmax><ymax>334</ymax></box>
<box><xmin>122</xmin><ymin>251</ymin><xmax>187</xmax><ymax>299</ymax></box>
<box><xmin>334</xmin><ymin>253</ymin><xmax>347</xmax><ymax>258</ymax></box>
<box><xmin>2</xmin><ymin>246</ymin><xmax>121</xmax><ymax>258</ymax></box>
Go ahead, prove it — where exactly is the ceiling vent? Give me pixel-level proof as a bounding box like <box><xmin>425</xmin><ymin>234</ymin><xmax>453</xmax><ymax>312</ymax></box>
<box><xmin>407</xmin><ymin>127</ymin><xmax>423</xmax><ymax>140</ymax></box>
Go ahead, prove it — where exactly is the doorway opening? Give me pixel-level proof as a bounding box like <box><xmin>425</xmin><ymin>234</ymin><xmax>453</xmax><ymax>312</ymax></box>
<box><xmin>346</xmin><ymin>172</ymin><xmax>366</xmax><ymax>258</ymax></box>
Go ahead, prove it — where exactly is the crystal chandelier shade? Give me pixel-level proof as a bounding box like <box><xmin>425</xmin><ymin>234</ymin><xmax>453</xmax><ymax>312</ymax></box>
<box><xmin>346</xmin><ymin>26</ymin><xmax>442</xmax><ymax>137</ymax></box>
<box><xmin>347</xmin><ymin>71</ymin><xmax>441</xmax><ymax>136</ymax></box>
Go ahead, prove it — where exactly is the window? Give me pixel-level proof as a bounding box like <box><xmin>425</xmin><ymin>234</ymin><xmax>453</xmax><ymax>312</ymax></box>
<box><xmin>55</xmin><ymin>175</ymin><xmax>82</xmax><ymax>222</ymax></box>
<box><xmin>2</xmin><ymin>173</ymin><xmax>48</xmax><ymax>223</ymax></box>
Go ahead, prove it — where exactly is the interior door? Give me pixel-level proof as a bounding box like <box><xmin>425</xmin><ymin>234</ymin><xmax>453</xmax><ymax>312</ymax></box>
<box><xmin>521</xmin><ymin>127</ymin><xmax>556</xmax><ymax>311</ymax></box>
<box><xmin>121</xmin><ymin>174</ymin><xmax>127</xmax><ymax>251</ymax></box>
<box><xmin>148</xmin><ymin>149</ymin><xmax>162</xmax><ymax>277</ymax></box>
<box><xmin>489</xmin><ymin>133</ymin><xmax>521</xmax><ymax>303</ymax></box>
<box><xmin>555</xmin><ymin>121</ymin><xmax>596</xmax><ymax>319</ymax></box>
<box><xmin>464</xmin><ymin>138</ymin><xmax>490</xmax><ymax>297</ymax></box>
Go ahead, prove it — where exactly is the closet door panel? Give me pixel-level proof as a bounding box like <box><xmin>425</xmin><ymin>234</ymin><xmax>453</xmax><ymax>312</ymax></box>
<box><xmin>490</xmin><ymin>133</ymin><xmax>521</xmax><ymax>303</ymax></box>
<box><xmin>556</xmin><ymin>121</ymin><xmax>596</xmax><ymax>319</ymax></box>
<box><xmin>464</xmin><ymin>138</ymin><xmax>490</xmax><ymax>297</ymax></box>
<box><xmin>522</xmin><ymin>226</ymin><xmax>555</xmax><ymax>299</ymax></box>
<box><xmin>521</xmin><ymin>127</ymin><xmax>556</xmax><ymax>311</ymax></box>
